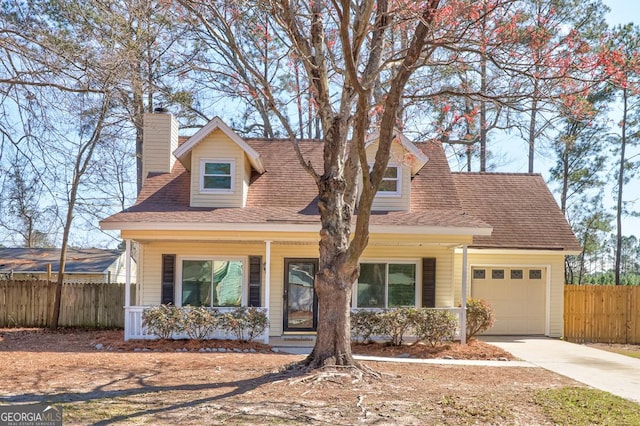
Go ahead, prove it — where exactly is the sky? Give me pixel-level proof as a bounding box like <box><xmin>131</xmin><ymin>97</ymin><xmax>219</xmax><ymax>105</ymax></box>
<box><xmin>588</xmin><ymin>0</ymin><xmax>640</xmax><ymax>238</ymax></box>
<box><xmin>1</xmin><ymin>0</ymin><xmax>638</xmax><ymax>249</ymax></box>
<box><xmin>491</xmin><ymin>0</ymin><xmax>640</xmax><ymax>239</ymax></box>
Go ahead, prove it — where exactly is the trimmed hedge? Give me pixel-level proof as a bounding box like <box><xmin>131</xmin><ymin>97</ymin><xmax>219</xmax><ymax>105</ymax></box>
<box><xmin>351</xmin><ymin>307</ymin><xmax>458</xmax><ymax>347</ymax></box>
<box><xmin>142</xmin><ymin>305</ymin><xmax>268</xmax><ymax>342</ymax></box>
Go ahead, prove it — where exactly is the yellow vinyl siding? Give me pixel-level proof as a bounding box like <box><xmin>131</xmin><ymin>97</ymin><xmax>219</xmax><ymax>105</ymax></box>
<box><xmin>139</xmin><ymin>241</ymin><xmax>265</xmax><ymax>306</ymax></box>
<box><xmin>190</xmin><ymin>128</ymin><xmax>247</xmax><ymax>208</ymax></box>
<box><xmin>366</xmin><ymin>141</ymin><xmax>411</xmax><ymax>211</ymax></box>
<box><xmin>370</xmin><ymin>164</ymin><xmax>411</xmax><ymax>211</ymax></box>
<box><xmin>454</xmin><ymin>251</ymin><xmax>566</xmax><ymax>337</ymax></box>
<box><xmin>134</xmin><ymin>235</ymin><xmax>466</xmax><ymax>337</ymax></box>
<box><xmin>243</xmin><ymin>155</ymin><xmax>251</xmax><ymax>207</ymax></box>
<box><xmin>360</xmin><ymin>244</ymin><xmax>455</xmax><ymax>307</ymax></box>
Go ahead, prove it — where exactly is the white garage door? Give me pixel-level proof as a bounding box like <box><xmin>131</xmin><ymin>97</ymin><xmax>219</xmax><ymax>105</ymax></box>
<box><xmin>471</xmin><ymin>267</ymin><xmax>546</xmax><ymax>335</ymax></box>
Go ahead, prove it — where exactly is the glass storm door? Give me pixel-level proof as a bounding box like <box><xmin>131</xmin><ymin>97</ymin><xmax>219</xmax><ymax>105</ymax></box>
<box><xmin>284</xmin><ymin>258</ymin><xmax>318</xmax><ymax>331</ymax></box>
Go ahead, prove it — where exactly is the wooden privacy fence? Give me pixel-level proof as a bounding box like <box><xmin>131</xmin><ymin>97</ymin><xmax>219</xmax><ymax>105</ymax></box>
<box><xmin>0</xmin><ymin>280</ymin><xmax>135</xmax><ymax>328</ymax></box>
<box><xmin>564</xmin><ymin>285</ymin><xmax>640</xmax><ymax>344</ymax></box>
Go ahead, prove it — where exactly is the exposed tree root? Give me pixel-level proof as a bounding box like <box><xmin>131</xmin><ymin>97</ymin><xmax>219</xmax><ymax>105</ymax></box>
<box><xmin>357</xmin><ymin>394</ymin><xmax>371</xmax><ymax>419</ymax></box>
<box><xmin>282</xmin><ymin>357</ymin><xmax>381</xmax><ymax>385</ymax></box>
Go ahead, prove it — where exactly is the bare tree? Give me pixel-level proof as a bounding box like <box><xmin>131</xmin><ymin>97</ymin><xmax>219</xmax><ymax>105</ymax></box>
<box><xmin>0</xmin><ymin>157</ymin><xmax>55</xmax><ymax>247</ymax></box>
<box><xmin>177</xmin><ymin>0</ymin><xmax>608</xmax><ymax>372</ymax></box>
<box><xmin>0</xmin><ymin>0</ymin><xmax>132</xmax><ymax>326</ymax></box>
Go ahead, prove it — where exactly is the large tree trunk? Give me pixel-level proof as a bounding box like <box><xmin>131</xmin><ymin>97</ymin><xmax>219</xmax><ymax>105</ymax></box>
<box><xmin>301</xmin><ymin>171</ymin><xmax>360</xmax><ymax>368</ymax></box>
<box><xmin>50</xmin><ymin>177</ymin><xmax>77</xmax><ymax>329</ymax></box>
<box><xmin>307</xmin><ymin>272</ymin><xmax>356</xmax><ymax>367</ymax></box>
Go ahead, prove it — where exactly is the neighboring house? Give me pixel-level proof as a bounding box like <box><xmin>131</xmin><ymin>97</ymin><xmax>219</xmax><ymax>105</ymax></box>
<box><xmin>0</xmin><ymin>248</ymin><xmax>136</xmax><ymax>284</ymax></box>
<box><xmin>100</xmin><ymin>110</ymin><xmax>580</xmax><ymax>342</ymax></box>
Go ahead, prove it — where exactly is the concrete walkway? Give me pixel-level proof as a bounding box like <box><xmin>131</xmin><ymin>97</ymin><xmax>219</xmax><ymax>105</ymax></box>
<box><xmin>482</xmin><ymin>336</ymin><xmax>640</xmax><ymax>404</ymax></box>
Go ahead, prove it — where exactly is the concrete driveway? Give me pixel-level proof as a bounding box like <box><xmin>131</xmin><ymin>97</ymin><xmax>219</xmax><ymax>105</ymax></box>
<box><xmin>482</xmin><ymin>336</ymin><xmax>640</xmax><ymax>404</ymax></box>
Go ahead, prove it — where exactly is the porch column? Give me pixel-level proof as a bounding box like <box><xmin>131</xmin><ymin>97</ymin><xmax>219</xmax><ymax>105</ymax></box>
<box><xmin>264</xmin><ymin>240</ymin><xmax>272</xmax><ymax>344</ymax></box>
<box><xmin>124</xmin><ymin>239</ymin><xmax>132</xmax><ymax>341</ymax></box>
<box><xmin>461</xmin><ymin>244</ymin><xmax>468</xmax><ymax>345</ymax></box>
<box><xmin>125</xmin><ymin>239</ymin><xmax>132</xmax><ymax>308</ymax></box>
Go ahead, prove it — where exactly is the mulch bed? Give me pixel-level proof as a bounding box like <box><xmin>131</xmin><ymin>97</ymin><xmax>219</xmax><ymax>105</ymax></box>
<box><xmin>0</xmin><ymin>328</ymin><xmax>513</xmax><ymax>360</ymax></box>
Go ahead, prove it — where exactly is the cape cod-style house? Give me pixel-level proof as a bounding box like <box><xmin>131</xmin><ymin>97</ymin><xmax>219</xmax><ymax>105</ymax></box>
<box><xmin>100</xmin><ymin>110</ymin><xmax>581</xmax><ymax>342</ymax></box>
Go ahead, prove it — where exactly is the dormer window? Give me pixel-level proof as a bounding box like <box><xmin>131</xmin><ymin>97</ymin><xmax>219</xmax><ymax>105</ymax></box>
<box><xmin>378</xmin><ymin>164</ymin><xmax>401</xmax><ymax>196</ymax></box>
<box><xmin>200</xmin><ymin>159</ymin><xmax>234</xmax><ymax>192</ymax></box>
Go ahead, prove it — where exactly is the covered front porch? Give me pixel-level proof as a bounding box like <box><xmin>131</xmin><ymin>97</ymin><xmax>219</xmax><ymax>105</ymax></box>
<box><xmin>120</xmin><ymin>237</ymin><xmax>473</xmax><ymax>344</ymax></box>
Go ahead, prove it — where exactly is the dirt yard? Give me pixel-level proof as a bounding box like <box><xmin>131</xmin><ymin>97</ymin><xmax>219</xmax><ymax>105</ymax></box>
<box><xmin>0</xmin><ymin>328</ymin><xmax>582</xmax><ymax>425</ymax></box>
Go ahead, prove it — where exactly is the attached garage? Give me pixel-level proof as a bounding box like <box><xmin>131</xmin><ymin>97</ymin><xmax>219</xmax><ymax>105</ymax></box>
<box><xmin>471</xmin><ymin>266</ymin><xmax>547</xmax><ymax>335</ymax></box>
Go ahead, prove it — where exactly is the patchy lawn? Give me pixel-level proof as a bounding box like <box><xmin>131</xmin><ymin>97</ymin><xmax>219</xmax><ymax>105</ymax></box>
<box><xmin>585</xmin><ymin>342</ymin><xmax>640</xmax><ymax>360</ymax></box>
<box><xmin>534</xmin><ymin>387</ymin><xmax>640</xmax><ymax>426</ymax></box>
<box><xmin>0</xmin><ymin>328</ymin><xmax>634</xmax><ymax>425</ymax></box>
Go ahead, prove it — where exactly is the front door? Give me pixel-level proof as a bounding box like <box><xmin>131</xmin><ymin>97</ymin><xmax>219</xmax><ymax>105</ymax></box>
<box><xmin>284</xmin><ymin>258</ymin><xmax>318</xmax><ymax>332</ymax></box>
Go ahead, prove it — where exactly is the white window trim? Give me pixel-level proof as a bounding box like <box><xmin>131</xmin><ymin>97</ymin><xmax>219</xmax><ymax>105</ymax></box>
<box><xmin>176</xmin><ymin>255</ymin><xmax>247</xmax><ymax>308</ymax></box>
<box><xmin>199</xmin><ymin>158</ymin><xmax>235</xmax><ymax>193</ymax></box>
<box><xmin>353</xmin><ymin>259</ymin><xmax>419</xmax><ymax>308</ymax></box>
<box><xmin>372</xmin><ymin>163</ymin><xmax>402</xmax><ymax>198</ymax></box>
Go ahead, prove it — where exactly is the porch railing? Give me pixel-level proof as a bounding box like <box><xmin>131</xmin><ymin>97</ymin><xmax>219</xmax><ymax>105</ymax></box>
<box><xmin>125</xmin><ymin>306</ymin><xmax>464</xmax><ymax>345</ymax></box>
<box><xmin>124</xmin><ymin>306</ymin><xmax>270</xmax><ymax>344</ymax></box>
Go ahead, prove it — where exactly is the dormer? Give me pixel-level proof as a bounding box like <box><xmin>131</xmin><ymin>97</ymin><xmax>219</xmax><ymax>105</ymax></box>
<box><xmin>365</xmin><ymin>131</ymin><xmax>429</xmax><ymax>211</ymax></box>
<box><xmin>172</xmin><ymin>117</ymin><xmax>265</xmax><ymax>208</ymax></box>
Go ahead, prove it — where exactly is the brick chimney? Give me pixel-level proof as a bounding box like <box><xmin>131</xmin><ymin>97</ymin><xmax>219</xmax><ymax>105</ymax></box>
<box><xmin>142</xmin><ymin>108</ymin><xmax>178</xmax><ymax>180</ymax></box>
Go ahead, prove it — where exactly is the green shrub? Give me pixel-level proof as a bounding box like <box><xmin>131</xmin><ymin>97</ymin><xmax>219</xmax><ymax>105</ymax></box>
<box><xmin>183</xmin><ymin>306</ymin><xmax>221</xmax><ymax>339</ymax></box>
<box><xmin>220</xmin><ymin>307</ymin><xmax>269</xmax><ymax>342</ymax></box>
<box><xmin>142</xmin><ymin>305</ymin><xmax>184</xmax><ymax>339</ymax></box>
<box><xmin>351</xmin><ymin>309</ymin><xmax>384</xmax><ymax>343</ymax></box>
<box><xmin>466</xmin><ymin>298</ymin><xmax>495</xmax><ymax>339</ymax></box>
<box><xmin>411</xmin><ymin>309</ymin><xmax>457</xmax><ymax>347</ymax></box>
<box><xmin>378</xmin><ymin>309</ymin><xmax>414</xmax><ymax>346</ymax></box>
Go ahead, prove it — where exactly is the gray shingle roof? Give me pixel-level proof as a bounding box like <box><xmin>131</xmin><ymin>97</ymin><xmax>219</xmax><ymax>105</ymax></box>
<box><xmin>101</xmin><ymin>138</ymin><xmax>580</xmax><ymax>251</ymax></box>
<box><xmin>0</xmin><ymin>248</ymin><xmax>122</xmax><ymax>273</ymax></box>
<box><xmin>452</xmin><ymin>173</ymin><xmax>581</xmax><ymax>251</ymax></box>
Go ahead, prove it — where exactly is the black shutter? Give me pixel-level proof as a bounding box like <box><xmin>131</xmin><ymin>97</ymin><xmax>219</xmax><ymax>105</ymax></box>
<box><xmin>161</xmin><ymin>254</ymin><xmax>176</xmax><ymax>305</ymax></box>
<box><xmin>422</xmin><ymin>258</ymin><xmax>436</xmax><ymax>308</ymax></box>
<box><xmin>248</xmin><ymin>256</ymin><xmax>262</xmax><ymax>307</ymax></box>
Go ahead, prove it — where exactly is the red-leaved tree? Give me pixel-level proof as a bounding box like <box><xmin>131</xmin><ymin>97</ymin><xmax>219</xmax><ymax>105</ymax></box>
<box><xmin>179</xmin><ymin>0</ymin><xmax>608</xmax><ymax>372</ymax></box>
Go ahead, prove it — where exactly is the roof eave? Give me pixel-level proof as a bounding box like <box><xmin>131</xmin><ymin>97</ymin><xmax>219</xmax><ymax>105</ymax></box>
<box><xmin>100</xmin><ymin>220</ymin><xmax>492</xmax><ymax>236</ymax></box>
<box><xmin>173</xmin><ymin>116</ymin><xmax>266</xmax><ymax>174</ymax></box>
<box><xmin>462</xmin><ymin>246</ymin><xmax>582</xmax><ymax>255</ymax></box>
<box><xmin>365</xmin><ymin>130</ymin><xmax>429</xmax><ymax>176</ymax></box>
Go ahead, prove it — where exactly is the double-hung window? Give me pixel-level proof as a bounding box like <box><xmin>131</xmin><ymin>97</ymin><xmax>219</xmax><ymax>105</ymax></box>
<box><xmin>180</xmin><ymin>259</ymin><xmax>244</xmax><ymax>307</ymax></box>
<box><xmin>371</xmin><ymin>163</ymin><xmax>401</xmax><ymax>196</ymax></box>
<box><xmin>356</xmin><ymin>262</ymin><xmax>417</xmax><ymax>308</ymax></box>
<box><xmin>201</xmin><ymin>159</ymin><xmax>234</xmax><ymax>192</ymax></box>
